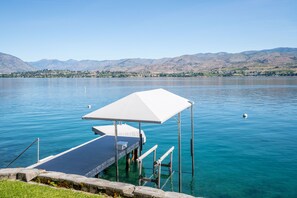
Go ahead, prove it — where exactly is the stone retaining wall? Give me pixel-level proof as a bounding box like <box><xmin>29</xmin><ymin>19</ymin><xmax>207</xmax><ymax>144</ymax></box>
<box><xmin>0</xmin><ymin>168</ymin><xmax>195</xmax><ymax>198</ymax></box>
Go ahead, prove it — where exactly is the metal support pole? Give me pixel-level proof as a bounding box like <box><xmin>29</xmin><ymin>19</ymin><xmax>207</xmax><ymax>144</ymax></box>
<box><xmin>114</xmin><ymin>121</ymin><xmax>119</xmax><ymax>182</ymax></box>
<box><xmin>37</xmin><ymin>138</ymin><xmax>40</xmax><ymax>163</ymax></box>
<box><xmin>170</xmin><ymin>151</ymin><xmax>173</xmax><ymax>174</ymax></box>
<box><xmin>126</xmin><ymin>153</ymin><xmax>130</xmax><ymax>172</ymax></box>
<box><xmin>138</xmin><ymin>161</ymin><xmax>142</xmax><ymax>186</ymax></box>
<box><xmin>190</xmin><ymin>103</ymin><xmax>195</xmax><ymax>176</ymax></box>
<box><xmin>158</xmin><ymin>162</ymin><xmax>161</xmax><ymax>188</ymax></box>
<box><xmin>133</xmin><ymin>148</ymin><xmax>138</xmax><ymax>161</ymax></box>
<box><xmin>139</xmin><ymin>122</ymin><xmax>142</xmax><ymax>154</ymax></box>
<box><xmin>178</xmin><ymin>112</ymin><xmax>182</xmax><ymax>192</ymax></box>
<box><xmin>153</xmin><ymin>149</ymin><xmax>156</xmax><ymax>175</ymax></box>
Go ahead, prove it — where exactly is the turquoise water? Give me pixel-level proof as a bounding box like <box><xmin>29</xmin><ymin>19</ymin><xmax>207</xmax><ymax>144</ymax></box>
<box><xmin>1</xmin><ymin>77</ymin><xmax>297</xmax><ymax>197</ymax></box>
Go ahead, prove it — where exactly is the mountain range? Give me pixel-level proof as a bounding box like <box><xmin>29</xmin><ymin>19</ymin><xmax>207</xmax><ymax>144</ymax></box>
<box><xmin>1</xmin><ymin>47</ymin><xmax>297</xmax><ymax>74</ymax></box>
<box><xmin>0</xmin><ymin>52</ymin><xmax>35</xmax><ymax>74</ymax></box>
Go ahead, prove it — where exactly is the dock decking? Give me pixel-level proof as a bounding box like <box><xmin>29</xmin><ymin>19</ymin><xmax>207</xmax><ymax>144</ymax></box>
<box><xmin>32</xmin><ymin>135</ymin><xmax>139</xmax><ymax>177</ymax></box>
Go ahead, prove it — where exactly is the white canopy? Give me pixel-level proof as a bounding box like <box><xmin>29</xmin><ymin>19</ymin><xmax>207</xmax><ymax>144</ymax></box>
<box><xmin>82</xmin><ymin>88</ymin><xmax>191</xmax><ymax>124</ymax></box>
<box><xmin>82</xmin><ymin>88</ymin><xmax>195</xmax><ymax>192</ymax></box>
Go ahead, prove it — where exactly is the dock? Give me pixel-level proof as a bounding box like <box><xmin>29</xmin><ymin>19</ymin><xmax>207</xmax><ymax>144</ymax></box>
<box><xmin>92</xmin><ymin>124</ymin><xmax>146</xmax><ymax>143</ymax></box>
<box><xmin>23</xmin><ymin>88</ymin><xmax>194</xmax><ymax>193</ymax></box>
<box><xmin>31</xmin><ymin>135</ymin><xmax>140</xmax><ymax>177</ymax></box>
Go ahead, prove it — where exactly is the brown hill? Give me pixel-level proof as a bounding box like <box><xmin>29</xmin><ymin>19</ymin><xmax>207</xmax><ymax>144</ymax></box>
<box><xmin>0</xmin><ymin>53</ymin><xmax>35</xmax><ymax>74</ymax></box>
<box><xmin>2</xmin><ymin>47</ymin><xmax>297</xmax><ymax>74</ymax></box>
<box><xmin>29</xmin><ymin>48</ymin><xmax>297</xmax><ymax>73</ymax></box>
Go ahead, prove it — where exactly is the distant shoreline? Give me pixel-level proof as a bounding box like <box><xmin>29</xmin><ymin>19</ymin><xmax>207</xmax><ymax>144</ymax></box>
<box><xmin>1</xmin><ymin>69</ymin><xmax>297</xmax><ymax>78</ymax></box>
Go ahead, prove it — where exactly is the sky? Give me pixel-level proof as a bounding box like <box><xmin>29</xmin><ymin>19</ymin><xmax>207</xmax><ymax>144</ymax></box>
<box><xmin>1</xmin><ymin>0</ymin><xmax>297</xmax><ymax>61</ymax></box>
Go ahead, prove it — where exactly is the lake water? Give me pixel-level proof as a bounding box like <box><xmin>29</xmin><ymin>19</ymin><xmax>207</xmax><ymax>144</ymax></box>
<box><xmin>0</xmin><ymin>77</ymin><xmax>297</xmax><ymax>198</ymax></box>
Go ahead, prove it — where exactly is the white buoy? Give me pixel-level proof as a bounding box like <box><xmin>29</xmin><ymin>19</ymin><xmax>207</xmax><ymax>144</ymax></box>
<box><xmin>87</xmin><ymin>105</ymin><xmax>91</xmax><ymax>109</ymax></box>
<box><xmin>243</xmin><ymin>113</ymin><xmax>248</xmax><ymax>118</ymax></box>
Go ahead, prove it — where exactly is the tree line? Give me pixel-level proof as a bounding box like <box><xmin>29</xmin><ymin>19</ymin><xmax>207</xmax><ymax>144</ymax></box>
<box><xmin>1</xmin><ymin>68</ymin><xmax>297</xmax><ymax>78</ymax></box>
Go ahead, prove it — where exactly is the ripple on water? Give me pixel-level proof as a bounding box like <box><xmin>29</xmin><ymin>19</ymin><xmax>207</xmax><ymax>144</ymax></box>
<box><xmin>1</xmin><ymin>77</ymin><xmax>297</xmax><ymax>197</ymax></box>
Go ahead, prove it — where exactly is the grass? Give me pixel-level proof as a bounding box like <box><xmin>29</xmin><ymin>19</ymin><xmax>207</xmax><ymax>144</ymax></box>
<box><xmin>0</xmin><ymin>179</ymin><xmax>109</xmax><ymax>198</ymax></box>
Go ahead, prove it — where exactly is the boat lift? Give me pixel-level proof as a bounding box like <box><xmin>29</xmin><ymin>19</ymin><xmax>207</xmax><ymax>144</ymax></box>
<box><xmin>137</xmin><ymin>145</ymin><xmax>174</xmax><ymax>189</ymax></box>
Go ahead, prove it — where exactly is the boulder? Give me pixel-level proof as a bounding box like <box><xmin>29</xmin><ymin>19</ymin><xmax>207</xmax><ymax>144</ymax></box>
<box><xmin>106</xmin><ymin>181</ymin><xmax>135</xmax><ymax>197</ymax></box>
<box><xmin>134</xmin><ymin>186</ymin><xmax>165</xmax><ymax>198</ymax></box>
<box><xmin>0</xmin><ymin>168</ymin><xmax>25</xmax><ymax>180</ymax></box>
<box><xmin>164</xmin><ymin>191</ymin><xmax>195</xmax><ymax>198</ymax></box>
<box><xmin>80</xmin><ymin>177</ymin><xmax>111</xmax><ymax>193</ymax></box>
<box><xmin>17</xmin><ymin>168</ymin><xmax>45</xmax><ymax>182</ymax></box>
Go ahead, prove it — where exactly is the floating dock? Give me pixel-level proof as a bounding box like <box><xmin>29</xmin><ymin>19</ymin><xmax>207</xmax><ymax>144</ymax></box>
<box><xmin>92</xmin><ymin>124</ymin><xmax>146</xmax><ymax>143</ymax></box>
<box><xmin>30</xmin><ymin>135</ymin><xmax>140</xmax><ymax>177</ymax></box>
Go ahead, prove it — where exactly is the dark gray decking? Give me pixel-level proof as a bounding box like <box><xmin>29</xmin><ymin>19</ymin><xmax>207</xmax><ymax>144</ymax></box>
<box><xmin>34</xmin><ymin>135</ymin><xmax>139</xmax><ymax>177</ymax></box>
